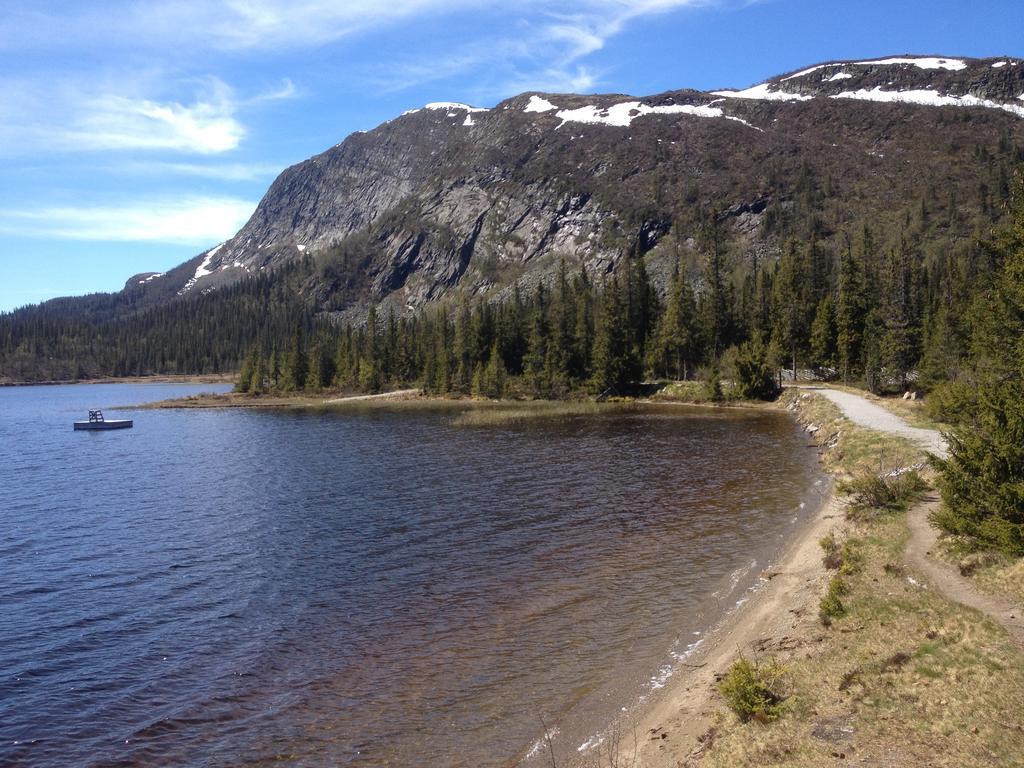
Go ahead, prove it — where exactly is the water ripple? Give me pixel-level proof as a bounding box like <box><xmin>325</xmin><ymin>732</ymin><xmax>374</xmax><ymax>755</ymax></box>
<box><xmin>0</xmin><ymin>384</ymin><xmax>821</xmax><ymax>768</ymax></box>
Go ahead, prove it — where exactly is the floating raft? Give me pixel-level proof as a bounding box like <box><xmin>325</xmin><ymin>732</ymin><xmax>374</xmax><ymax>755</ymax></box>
<box><xmin>74</xmin><ymin>409</ymin><xmax>133</xmax><ymax>431</ymax></box>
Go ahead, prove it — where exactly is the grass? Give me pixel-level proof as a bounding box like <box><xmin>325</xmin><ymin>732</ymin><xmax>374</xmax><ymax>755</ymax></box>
<box><xmin>935</xmin><ymin>539</ymin><xmax>1024</xmax><ymax>607</ymax></box>
<box><xmin>701</xmin><ymin>389</ymin><xmax>1024</xmax><ymax>767</ymax></box>
<box><xmin>706</xmin><ymin>511</ymin><xmax>1024</xmax><ymax>768</ymax></box>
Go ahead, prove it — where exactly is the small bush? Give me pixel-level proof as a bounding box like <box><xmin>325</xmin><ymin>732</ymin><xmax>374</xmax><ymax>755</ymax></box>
<box><xmin>819</xmin><ymin>576</ymin><xmax>849</xmax><ymax>624</ymax></box>
<box><xmin>838</xmin><ymin>540</ymin><xmax>864</xmax><ymax>575</ymax></box>
<box><xmin>820</xmin><ymin>534</ymin><xmax>864</xmax><ymax>574</ymax></box>
<box><xmin>718</xmin><ymin>656</ymin><xmax>787</xmax><ymax>723</ymax></box>
<box><xmin>842</xmin><ymin>468</ymin><xmax>927</xmax><ymax>518</ymax></box>
<box><xmin>820</xmin><ymin>533</ymin><xmax>842</xmax><ymax>570</ymax></box>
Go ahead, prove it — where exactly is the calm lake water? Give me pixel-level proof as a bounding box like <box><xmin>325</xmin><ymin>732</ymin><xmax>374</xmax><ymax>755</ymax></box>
<box><xmin>0</xmin><ymin>384</ymin><xmax>824</xmax><ymax>767</ymax></box>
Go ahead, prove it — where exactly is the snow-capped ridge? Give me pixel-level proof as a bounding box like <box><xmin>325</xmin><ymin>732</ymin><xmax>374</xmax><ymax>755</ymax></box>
<box><xmin>782</xmin><ymin>56</ymin><xmax>969</xmax><ymax>81</ymax></box>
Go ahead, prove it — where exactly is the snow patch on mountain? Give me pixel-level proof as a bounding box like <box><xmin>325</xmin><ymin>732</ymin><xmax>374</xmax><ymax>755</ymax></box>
<box><xmin>425</xmin><ymin>102</ymin><xmax>489</xmax><ymax>113</ymax></box>
<box><xmin>825</xmin><ymin>72</ymin><xmax>853</xmax><ymax>81</ymax></box>
<box><xmin>524</xmin><ymin>95</ymin><xmax>558</xmax><ymax>113</ymax></box>
<box><xmin>831</xmin><ymin>87</ymin><xmax>1024</xmax><ymax>118</ymax></box>
<box><xmin>783</xmin><ymin>56</ymin><xmax>968</xmax><ymax>82</ymax></box>
<box><xmin>711</xmin><ymin>83</ymin><xmax>813</xmax><ymax>102</ymax></box>
<box><xmin>554</xmin><ymin>101</ymin><xmax>761</xmax><ymax>130</ymax></box>
<box><xmin>851</xmin><ymin>56</ymin><xmax>967</xmax><ymax>71</ymax></box>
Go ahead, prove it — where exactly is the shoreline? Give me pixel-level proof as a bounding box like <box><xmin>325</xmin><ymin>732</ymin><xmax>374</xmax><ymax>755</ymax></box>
<box><xmin>626</xmin><ymin>468</ymin><xmax>839</xmax><ymax>767</ymax></box>
<box><xmin>0</xmin><ymin>374</ymin><xmax>235</xmax><ymax>388</ymax></box>
<box><xmin>534</xmin><ymin>394</ymin><xmax>841</xmax><ymax>768</ymax></box>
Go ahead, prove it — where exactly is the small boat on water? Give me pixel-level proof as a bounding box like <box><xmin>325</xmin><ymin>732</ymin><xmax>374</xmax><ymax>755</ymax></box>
<box><xmin>73</xmin><ymin>409</ymin><xmax>133</xmax><ymax>431</ymax></box>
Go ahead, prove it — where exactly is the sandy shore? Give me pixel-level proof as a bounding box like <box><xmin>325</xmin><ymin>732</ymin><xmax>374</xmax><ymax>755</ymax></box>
<box><xmin>618</xmin><ymin>481</ymin><xmax>840</xmax><ymax>767</ymax></box>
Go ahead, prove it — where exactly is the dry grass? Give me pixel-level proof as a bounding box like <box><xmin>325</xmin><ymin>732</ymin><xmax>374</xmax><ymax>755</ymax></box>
<box><xmin>701</xmin><ymin>390</ymin><xmax>1024</xmax><ymax>768</ymax></box>
<box><xmin>935</xmin><ymin>540</ymin><xmax>1024</xmax><ymax>607</ymax></box>
<box><xmin>705</xmin><ymin>514</ymin><xmax>1024</xmax><ymax>768</ymax></box>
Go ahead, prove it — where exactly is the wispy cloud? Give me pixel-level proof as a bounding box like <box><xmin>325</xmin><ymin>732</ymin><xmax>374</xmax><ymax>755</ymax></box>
<box><xmin>0</xmin><ymin>196</ymin><xmax>257</xmax><ymax>245</ymax></box>
<box><xmin>118</xmin><ymin>161</ymin><xmax>285</xmax><ymax>182</ymax></box>
<box><xmin>71</xmin><ymin>82</ymin><xmax>244</xmax><ymax>154</ymax></box>
<box><xmin>350</xmin><ymin>1</ymin><xmax>722</xmax><ymax>98</ymax></box>
<box><xmin>0</xmin><ymin>76</ymin><xmax>298</xmax><ymax>157</ymax></box>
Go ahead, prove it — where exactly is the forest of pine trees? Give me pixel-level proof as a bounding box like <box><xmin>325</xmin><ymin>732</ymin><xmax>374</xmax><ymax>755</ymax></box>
<box><xmin>225</xmin><ymin>198</ymin><xmax>1014</xmax><ymax>404</ymax></box>
<box><xmin>2</xmin><ymin>168</ymin><xmax>1020</xmax><ymax>408</ymax></box>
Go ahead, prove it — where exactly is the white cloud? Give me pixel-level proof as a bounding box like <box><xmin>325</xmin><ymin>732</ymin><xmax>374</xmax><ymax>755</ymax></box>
<box><xmin>71</xmin><ymin>86</ymin><xmax>244</xmax><ymax>154</ymax></box>
<box><xmin>119</xmin><ymin>161</ymin><xmax>284</xmax><ymax>182</ymax></box>
<box><xmin>0</xmin><ymin>196</ymin><xmax>256</xmax><ymax>245</ymax></box>
<box><xmin>0</xmin><ymin>76</ymin><xmax>298</xmax><ymax>157</ymax></box>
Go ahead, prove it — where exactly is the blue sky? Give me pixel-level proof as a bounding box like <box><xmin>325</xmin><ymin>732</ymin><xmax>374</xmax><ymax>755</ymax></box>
<box><xmin>2</xmin><ymin>0</ymin><xmax>1022</xmax><ymax>311</ymax></box>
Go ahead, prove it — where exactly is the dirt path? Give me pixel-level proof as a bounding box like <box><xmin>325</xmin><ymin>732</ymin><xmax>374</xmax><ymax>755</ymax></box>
<box><xmin>807</xmin><ymin>387</ymin><xmax>1024</xmax><ymax>648</ymax></box>
<box><xmin>905</xmin><ymin>496</ymin><xmax>1024</xmax><ymax>650</ymax></box>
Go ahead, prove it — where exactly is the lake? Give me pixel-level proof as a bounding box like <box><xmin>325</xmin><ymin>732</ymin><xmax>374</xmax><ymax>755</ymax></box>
<box><xmin>0</xmin><ymin>383</ymin><xmax>824</xmax><ymax>767</ymax></box>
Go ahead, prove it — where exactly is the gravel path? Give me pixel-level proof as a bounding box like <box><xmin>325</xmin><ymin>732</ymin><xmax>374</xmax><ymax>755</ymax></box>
<box><xmin>801</xmin><ymin>387</ymin><xmax>948</xmax><ymax>458</ymax></box>
<box><xmin>325</xmin><ymin>388</ymin><xmax>421</xmax><ymax>403</ymax></box>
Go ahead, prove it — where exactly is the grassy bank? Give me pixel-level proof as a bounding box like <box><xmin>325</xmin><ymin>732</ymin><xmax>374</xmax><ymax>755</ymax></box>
<box><xmin>697</xmin><ymin>391</ymin><xmax>1024</xmax><ymax>767</ymax></box>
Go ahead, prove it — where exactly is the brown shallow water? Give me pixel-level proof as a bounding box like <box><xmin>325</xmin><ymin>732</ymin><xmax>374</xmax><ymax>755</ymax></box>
<box><xmin>1</xmin><ymin>386</ymin><xmax>824</xmax><ymax>767</ymax></box>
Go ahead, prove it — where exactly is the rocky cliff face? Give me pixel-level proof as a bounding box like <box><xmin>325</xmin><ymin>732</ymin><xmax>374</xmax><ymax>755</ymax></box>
<box><xmin>140</xmin><ymin>55</ymin><xmax>1024</xmax><ymax>316</ymax></box>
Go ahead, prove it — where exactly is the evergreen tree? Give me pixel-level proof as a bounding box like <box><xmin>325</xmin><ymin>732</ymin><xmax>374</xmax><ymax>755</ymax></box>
<box><xmin>650</xmin><ymin>259</ymin><xmax>697</xmax><ymax>379</ymax></box>
<box><xmin>359</xmin><ymin>305</ymin><xmax>382</xmax><ymax>393</ymax></box>
<box><xmin>282</xmin><ymin>323</ymin><xmax>308</xmax><ymax>391</ymax></box>
<box><xmin>809</xmin><ymin>295</ymin><xmax>837</xmax><ymax>371</ymax></box>
<box><xmin>591</xmin><ymin>275</ymin><xmax>631</xmax><ymax>393</ymax></box>
<box><xmin>236</xmin><ymin>346</ymin><xmax>257</xmax><ymax>393</ymax></box>
<box><xmin>250</xmin><ymin>348</ymin><xmax>265</xmax><ymax>394</ymax></box>
<box><xmin>836</xmin><ymin>243</ymin><xmax>867</xmax><ymax>382</ymax></box>
<box><xmin>735</xmin><ymin>337</ymin><xmax>780</xmax><ymax>400</ymax></box>
<box><xmin>572</xmin><ymin>266</ymin><xmax>594</xmax><ymax>379</ymax></box>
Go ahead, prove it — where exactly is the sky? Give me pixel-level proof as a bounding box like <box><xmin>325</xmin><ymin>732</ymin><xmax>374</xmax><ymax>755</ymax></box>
<box><xmin>1</xmin><ymin>0</ymin><xmax>1022</xmax><ymax>311</ymax></box>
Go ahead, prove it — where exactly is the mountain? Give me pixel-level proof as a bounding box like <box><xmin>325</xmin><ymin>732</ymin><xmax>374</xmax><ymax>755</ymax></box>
<box><xmin>149</xmin><ymin>54</ymin><xmax>1024</xmax><ymax>312</ymax></box>
<box><xmin>3</xmin><ymin>54</ymin><xmax>1024</xmax><ymax>381</ymax></box>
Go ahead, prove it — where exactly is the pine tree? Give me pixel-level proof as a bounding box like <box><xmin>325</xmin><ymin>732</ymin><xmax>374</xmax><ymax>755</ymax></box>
<box><xmin>452</xmin><ymin>297</ymin><xmax>473</xmax><ymax>395</ymax></box>
<box><xmin>250</xmin><ymin>348</ymin><xmax>265</xmax><ymax>394</ymax></box>
<box><xmin>282</xmin><ymin>323</ymin><xmax>308</xmax><ymax>391</ymax></box>
<box><xmin>836</xmin><ymin>243</ymin><xmax>867</xmax><ymax>382</ymax></box>
<box><xmin>360</xmin><ymin>305</ymin><xmax>382</xmax><ymax>393</ymax></box>
<box><xmin>591</xmin><ymin>275</ymin><xmax>631</xmax><ymax>393</ymax></box>
<box><xmin>236</xmin><ymin>346</ymin><xmax>257</xmax><ymax>393</ymax></box>
<box><xmin>651</xmin><ymin>259</ymin><xmax>697</xmax><ymax>380</ymax></box>
<box><xmin>525</xmin><ymin>285</ymin><xmax>549</xmax><ymax>398</ymax></box>
<box><xmin>771</xmin><ymin>238</ymin><xmax>811</xmax><ymax>378</ymax></box>
<box><xmin>572</xmin><ymin>266</ymin><xmax>594</xmax><ymax>380</ymax></box>
<box><xmin>809</xmin><ymin>295</ymin><xmax>837</xmax><ymax>371</ymax></box>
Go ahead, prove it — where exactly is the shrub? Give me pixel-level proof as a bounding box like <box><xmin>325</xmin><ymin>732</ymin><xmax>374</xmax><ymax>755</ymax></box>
<box><xmin>842</xmin><ymin>468</ymin><xmax>927</xmax><ymax>518</ymax></box>
<box><xmin>734</xmin><ymin>339</ymin><xmax>781</xmax><ymax>400</ymax></box>
<box><xmin>819</xmin><ymin>576</ymin><xmax>849</xmax><ymax>624</ymax></box>
<box><xmin>838</xmin><ymin>540</ymin><xmax>864</xmax><ymax>575</ymax></box>
<box><xmin>718</xmin><ymin>656</ymin><xmax>787</xmax><ymax>723</ymax></box>
<box><xmin>820</xmin><ymin>533</ymin><xmax>842</xmax><ymax>570</ymax></box>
